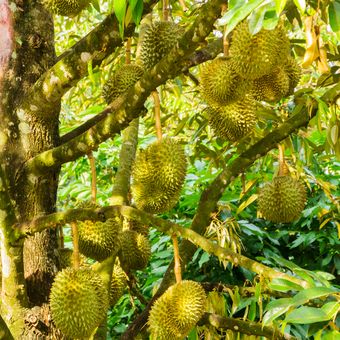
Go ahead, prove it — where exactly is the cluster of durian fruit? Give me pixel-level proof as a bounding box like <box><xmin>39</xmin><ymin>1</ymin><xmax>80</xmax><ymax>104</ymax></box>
<box><xmin>103</xmin><ymin>20</ymin><xmax>187</xmax><ymax>215</ymax></box>
<box><xmin>200</xmin><ymin>21</ymin><xmax>301</xmax><ymax>142</ymax></box>
<box><xmin>50</xmin><ymin>202</ymin><xmax>151</xmax><ymax>338</ymax></box>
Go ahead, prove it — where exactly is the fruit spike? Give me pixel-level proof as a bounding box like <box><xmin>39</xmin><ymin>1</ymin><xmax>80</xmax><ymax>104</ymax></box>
<box><xmin>131</xmin><ymin>138</ymin><xmax>187</xmax><ymax>213</ymax></box>
<box><xmin>50</xmin><ymin>268</ymin><xmax>109</xmax><ymax>338</ymax></box>
<box><xmin>200</xmin><ymin>57</ymin><xmax>250</xmax><ymax>106</ymax></box>
<box><xmin>139</xmin><ymin>21</ymin><xmax>183</xmax><ymax>70</ymax></box>
<box><xmin>207</xmin><ymin>96</ymin><xmax>257</xmax><ymax>142</ymax></box>
<box><xmin>148</xmin><ymin>280</ymin><xmax>207</xmax><ymax>339</ymax></box>
<box><xmin>42</xmin><ymin>0</ymin><xmax>90</xmax><ymax>17</ymax></box>
<box><xmin>258</xmin><ymin>175</ymin><xmax>307</xmax><ymax>223</ymax></box>
<box><xmin>102</xmin><ymin>64</ymin><xmax>144</xmax><ymax>104</ymax></box>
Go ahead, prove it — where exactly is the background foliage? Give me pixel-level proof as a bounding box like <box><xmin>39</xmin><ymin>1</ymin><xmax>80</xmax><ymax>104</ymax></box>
<box><xmin>51</xmin><ymin>0</ymin><xmax>340</xmax><ymax>338</ymax></box>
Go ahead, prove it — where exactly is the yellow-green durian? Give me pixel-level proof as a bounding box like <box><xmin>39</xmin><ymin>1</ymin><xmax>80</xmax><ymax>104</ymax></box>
<box><xmin>78</xmin><ymin>216</ymin><xmax>122</xmax><ymax>262</ymax></box>
<box><xmin>131</xmin><ymin>138</ymin><xmax>187</xmax><ymax>213</ymax></box>
<box><xmin>252</xmin><ymin>66</ymin><xmax>290</xmax><ymax>102</ymax></box>
<box><xmin>207</xmin><ymin>96</ymin><xmax>257</xmax><ymax>141</ymax></box>
<box><xmin>258</xmin><ymin>175</ymin><xmax>307</xmax><ymax>223</ymax></box>
<box><xmin>199</xmin><ymin>58</ymin><xmax>250</xmax><ymax>106</ymax></box>
<box><xmin>42</xmin><ymin>0</ymin><xmax>89</xmax><ymax>17</ymax></box>
<box><xmin>229</xmin><ymin>21</ymin><xmax>282</xmax><ymax>79</ymax></box>
<box><xmin>102</xmin><ymin>64</ymin><xmax>144</xmax><ymax>104</ymax></box>
<box><xmin>128</xmin><ymin>219</ymin><xmax>149</xmax><ymax>236</ymax></box>
<box><xmin>118</xmin><ymin>230</ymin><xmax>151</xmax><ymax>271</ymax></box>
<box><xmin>110</xmin><ymin>265</ymin><xmax>127</xmax><ymax>306</ymax></box>
<box><xmin>139</xmin><ymin>21</ymin><xmax>183</xmax><ymax>70</ymax></box>
<box><xmin>283</xmin><ymin>56</ymin><xmax>301</xmax><ymax>95</ymax></box>
<box><xmin>50</xmin><ymin>268</ymin><xmax>109</xmax><ymax>338</ymax></box>
<box><xmin>148</xmin><ymin>280</ymin><xmax>207</xmax><ymax>339</ymax></box>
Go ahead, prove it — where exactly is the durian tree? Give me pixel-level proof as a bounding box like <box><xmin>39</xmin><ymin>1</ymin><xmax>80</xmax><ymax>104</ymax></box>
<box><xmin>0</xmin><ymin>0</ymin><xmax>339</xmax><ymax>339</ymax></box>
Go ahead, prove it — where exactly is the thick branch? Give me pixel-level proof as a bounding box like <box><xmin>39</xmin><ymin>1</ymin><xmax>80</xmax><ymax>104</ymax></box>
<box><xmin>25</xmin><ymin>0</ymin><xmax>227</xmax><ymax>174</ymax></box>
<box><xmin>59</xmin><ymin>39</ymin><xmax>222</xmax><ymax>145</ymax></box>
<box><xmin>111</xmin><ymin>119</ymin><xmax>139</xmax><ymax>205</ymax></box>
<box><xmin>199</xmin><ymin>313</ymin><xmax>295</xmax><ymax>340</ymax></box>
<box><xmin>20</xmin><ymin>0</ymin><xmax>158</xmax><ymax>117</ymax></box>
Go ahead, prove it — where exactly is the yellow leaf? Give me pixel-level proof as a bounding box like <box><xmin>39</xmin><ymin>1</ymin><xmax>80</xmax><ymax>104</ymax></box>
<box><xmin>239</xmin><ymin>178</ymin><xmax>258</xmax><ymax>199</ymax></box>
<box><xmin>319</xmin><ymin>218</ymin><xmax>332</xmax><ymax>229</ymax></box>
<box><xmin>237</xmin><ymin>194</ymin><xmax>258</xmax><ymax>215</ymax></box>
<box><xmin>302</xmin><ymin>17</ymin><xmax>319</xmax><ymax>68</ymax></box>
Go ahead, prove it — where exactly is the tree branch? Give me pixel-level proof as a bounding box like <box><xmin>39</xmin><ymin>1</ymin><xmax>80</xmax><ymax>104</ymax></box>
<box><xmin>20</xmin><ymin>0</ymin><xmax>158</xmax><ymax>117</ymax></box>
<box><xmin>199</xmin><ymin>313</ymin><xmax>296</xmax><ymax>340</ymax></box>
<box><xmin>25</xmin><ymin>0</ymin><xmax>227</xmax><ymax>174</ymax></box>
<box><xmin>59</xmin><ymin>39</ymin><xmax>222</xmax><ymax>145</ymax></box>
<box><xmin>0</xmin><ymin>314</ymin><xmax>14</xmax><ymax>340</ymax></box>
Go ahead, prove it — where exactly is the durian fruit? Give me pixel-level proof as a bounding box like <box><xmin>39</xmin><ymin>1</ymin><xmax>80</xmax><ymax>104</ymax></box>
<box><xmin>131</xmin><ymin>138</ymin><xmax>187</xmax><ymax>213</ymax></box>
<box><xmin>78</xmin><ymin>216</ymin><xmax>122</xmax><ymax>262</ymax></box>
<box><xmin>110</xmin><ymin>264</ymin><xmax>127</xmax><ymax>306</ymax></box>
<box><xmin>199</xmin><ymin>58</ymin><xmax>250</xmax><ymax>106</ymax></box>
<box><xmin>148</xmin><ymin>280</ymin><xmax>207</xmax><ymax>339</ymax></box>
<box><xmin>283</xmin><ymin>55</ymin><xmax>301</xmax><ymax>95</ymax></box>
<box><xmin>139</xmin><ymin>21</ymin><xmax>183</xmax><ymax>70</ymax></box>
<box><xmin>50</xmin><ymin>268</ymin><xmax>109</xmax><ymax>338</ymax></box>
<box><xmin>229</xmin><ymin>21</ymin><xmax>283</xmax><ymax>79</ymax></box>
<box><xmin>207</xmin><ymin>96</ymin><xmax>257</xmax><ymax>141</ymax></box>
<box><xmin>42</xmin><ymin>0</ymin><xmax>90</xmax><ymax>17</ymax></box>
<box><xmin>258</xmin><ymin>175</ymin><xmax>307</xmax><ymax>223</ymax></box>
<box><xmin>252</xmin><ymin>66</ymin><xmax>290</xmax><ymax>102</ymax></box>
<box><xmin>118</xmin><ymin>230</ymin><xmax>151</xmax><ymax>271</ymax></box>
<box><xmin>102</xmin><ymin>64</ymin><xmax>144</xmax><ymax>104</ymax></box>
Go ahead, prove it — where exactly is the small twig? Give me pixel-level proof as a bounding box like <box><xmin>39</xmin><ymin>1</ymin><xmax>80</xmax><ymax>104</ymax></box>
<box><xmin>241</xmin><ymin>172</ymin><xmax>246</xmax><ymax>195</ymax></box>
<box><xmin>88</xmin><ymin>151</ymin><xmax>97</xmax><ymax>204</ymax></box>
<box><xmin>71</xmin><ymin>222</ymin><xmax>80</xmax><ymax>269</ymax></box>
<box><xmin>278</xmin><ymin>144</ymin><xmax>288</xmax><ymax>176</ymax></box>
<box><xmin>152</xmin><ymin>90</ymin><xmax>162</xmax><ymax>141</ymax></box>
<box><xmin>179</xmin><ymin>0</ymin><xmax>188</xmax><ymax>11</ymax></box>
<box><xmin>126</xmin><ymin>37</ymin><xmax>131</xmax><ymax>64</ymax></box>
<box><xmin>172</xmin><ymin>234</ymin><xmax>182</xmax><ymax>283</ymax></box>
<box><xmin>163</xmin><ymin>0</ymin><xmax>169</xmax><ymax>21</ymax></box>
<box><xmin>127</xmin><ymin>273</ymin><xmax>149</xmax><ymax>305</ymax></box>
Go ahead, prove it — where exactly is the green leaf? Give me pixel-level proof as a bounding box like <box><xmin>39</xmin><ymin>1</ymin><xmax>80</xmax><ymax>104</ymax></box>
<box><xmin>128</xmin><ymin>0</ymin><xmax>138</xmax><ymax>11</ymax></box>
<box><xmin>275</xmin><ymin>0</ymin><xmax>287</xmax><ymax>15</ymax></box>
<box><xmin>263</xmin><ymin>298</ymin><xmax>292</xmax><ymax>325</ymax></box>
<box><xmin>269</xmin><ymin>278</ymin><xmax>303</xmax><ymax>292</ymax></box>
<box><xmin>91</xmin><ymin>0</ymin><xmax>100</xmax><ymax>12</ymax></box>
<box><xmin>113</xmin><ymin>0</ymin><xmax>127</xmax><ymax>24</ymax></box>
<box><xmin>321</xmin><ymin>301</ymin><xmax>340</xmax><ymax>319</ymax></box>
<box><xmin>293</xmin><ymin>0</ymin><xmax>306</xmax><ymax>13</ymax></box>
<box><xmin>329</xmin><ymin>1</ymin><xmax>340</xmax><ymax>32</ymax></box>
<box><xmin>219</xmin><ymin>0</ymin><xmax>265</xmax><ymax>36</ymax></box>
<box><xmin>132</xmin><ymin>0</ymin><xmax>143</xmax><ymax>25</ymax></box>
<box><xmin>291</xmin><ymin>287</ymin><xmax>337</xmax><ymax>306</ymax></box>
<box><xmin>285</xmin><ymin>306</ymin><xmax>329</xmax><ymax>324</ymax></box>
<box><xmin>248</xmin><ymin>3</ymin><xmax>267</xmax><ymax>35</ymax></box>
<box><xmin>198</xmin><ymin>252</ymin><xmax>210</xmax><ymax>268</ymax></box>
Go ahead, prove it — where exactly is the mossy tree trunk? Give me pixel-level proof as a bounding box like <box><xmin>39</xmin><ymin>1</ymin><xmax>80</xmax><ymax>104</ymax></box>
<box><xmin>0</xmin><ymin>0</ymin><xmax>61</xmax><ymax>337</ymax></box>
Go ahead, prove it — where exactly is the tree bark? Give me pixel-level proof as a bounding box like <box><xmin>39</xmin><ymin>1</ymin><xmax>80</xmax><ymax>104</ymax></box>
<box><xmin>0</xmin><ymin>0</ymin><xmax>61</xmax><ymax>337</ymax></box>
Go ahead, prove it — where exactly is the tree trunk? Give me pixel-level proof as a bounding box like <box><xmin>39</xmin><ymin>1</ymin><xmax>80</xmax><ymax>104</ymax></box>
<box><xmin>0</xmin><ymin>0</ymin><xmax>62</xmax><ymax>337</ymax></box>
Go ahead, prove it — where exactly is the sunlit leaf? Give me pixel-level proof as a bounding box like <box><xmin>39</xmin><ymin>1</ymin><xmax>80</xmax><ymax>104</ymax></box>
<box><xmin>328</xmin><ymin>0</ymin><xmax>340</xmax><ymax>32</ymax></box>
<box><xmin>285</xmin><ymin>306</ymin><xmax>329</xmax><ymax>324</ymax></box>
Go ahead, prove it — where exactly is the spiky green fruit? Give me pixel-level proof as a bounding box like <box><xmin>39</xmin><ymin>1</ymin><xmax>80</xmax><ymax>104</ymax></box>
<box><xmin>118</xmin><ymin>230</ymin><xmax>151</xmax><ymax>271</ymax></box>
<box><xmin>42</xmin><ymin>0</ymin><xmax>89</xmax><ymax>17</ymax></box>
<box><xmin>207</xmin><ymin>96</ymin><xmax>257</xmax><ymax>141</ymax></box>
<box><xmin>78</xmin><ymin>216</ymin><xmax>122</xmax><ymax>261</ymax></box>
<box><xmin>258</xmin><ymin>175</ymin><xmax>307</xmax><ymax>223</ymax></box>
<box><xmin>110</xmin><ymin>265</ymin><xmax>127</xmax><ymax>306</ymax></box>
<box><xmin>252</xmin><ymin>66</ymin><xmax>290</xmax><ymax>102</ymax></box>
<box><xmin>139</xmin><ymin>21</ymin><xmax>183</xmax><ymax>70</ymax></box>
<box><xmin>229</xmin><ymin>21</ymin><xmax>283</xmax><ymax>79</ymax></box>
<box><xmin>128</xmin><ymin>219</ymin><xmax>149</xmax><ymax>236</ymax></box>
<box><xmin>200</xmin><ymin>58</ymin><xmax>250</xmax><ymax>106</ymax></box>
<box><xmin>283</xmin><ymin>56</ymin><xmax>301</xmax><ymax>95</ymax></box>
<box><xmin>50</xmin><ymin>268</ymin><xmax>109</xmax><ymax>338</ymax></box>
<box><xmin>131</xmin><ymin>138</ymin><xmax>187</xmax><ymax>213</ymax></box>
<box><xmin>102</xmin><ymin>64</ymin><xmax>144</xmax><ymax>104</ymax></box>
<box><xmin>148</xmin><ymin>280</ymin><xmax>207</xmax><ymax>339</ymax></box>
